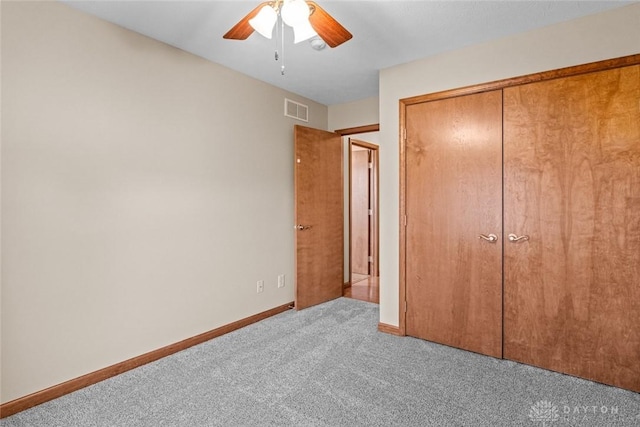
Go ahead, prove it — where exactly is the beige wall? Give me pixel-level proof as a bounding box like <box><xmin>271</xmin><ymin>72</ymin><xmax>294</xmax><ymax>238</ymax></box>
<box><xmin>378</xmin><ymin>3</ymin><xmax>640</xmax><ymax>326</ymax></box>
<box><xmin>328</xmin><ymin>96</ymin><xmax>379</xmax><ymax>132</ymax></box>
<box><xmin>1</xmin><ymin>1</ymin><xmax>327</xmax><ymax>403</ymax></box>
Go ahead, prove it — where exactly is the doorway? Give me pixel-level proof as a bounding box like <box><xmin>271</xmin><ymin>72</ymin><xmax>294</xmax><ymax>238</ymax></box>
<box><xmin>345</xmin><ymin>138</ymin><xmax>379</xmax><ymax>304</ymax></box>
<box><xmin>293</xmin><ymin>123</ymin><xmax>380</xmax><ymax>310</ymax></box>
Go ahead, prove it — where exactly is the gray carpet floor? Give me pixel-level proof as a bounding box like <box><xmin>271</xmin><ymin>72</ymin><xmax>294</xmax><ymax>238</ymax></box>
<box><xmin>2</xmin><ymin>297</ymin><xmax>639</xmax><ymax>426</ymax></box>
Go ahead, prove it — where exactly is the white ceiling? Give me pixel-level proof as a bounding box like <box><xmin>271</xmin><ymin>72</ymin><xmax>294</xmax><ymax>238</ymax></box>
<box><xmin>61</xmin><ymin>1</ymin><xmax>633</xmax><ymax>106</ymax></box>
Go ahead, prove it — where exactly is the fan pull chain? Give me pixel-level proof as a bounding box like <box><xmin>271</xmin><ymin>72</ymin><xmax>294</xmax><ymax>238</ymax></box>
<box><xmin>280</xmin><ymin>18</ymin><xmax>285</xmax><ymax>75</ymax></box>
<box><xmin>274</xmin><ymin>13</ymin><xmax>280</xmax><ymax>62</ymax></box>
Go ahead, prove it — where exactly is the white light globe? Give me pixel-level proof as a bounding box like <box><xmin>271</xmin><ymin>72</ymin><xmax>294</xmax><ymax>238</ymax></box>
<box><xmin>281</xmin><ymin>0</ymin><xmax>310</xmax><ymax>27</ymax></box>
<box><xmin>249</xmin><ymin>5</ymin><xmax>277</xmax><ymax>39</ymax></box>
<box><xmin>293</xmin><ymin>19</ymin><xmax>317</xmax><ymax>43</ymax></box>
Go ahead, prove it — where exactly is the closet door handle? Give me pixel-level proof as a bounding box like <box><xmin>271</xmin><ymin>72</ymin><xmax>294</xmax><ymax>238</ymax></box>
<box><xmin>508</xmin><ymin>233</ymin><xmax>529</xmax><ymax>242</ymax></box>
<box><xmin>478</xmin><ymin>233</ymin><xmax>498</xmax><ymax>243</ymax></box>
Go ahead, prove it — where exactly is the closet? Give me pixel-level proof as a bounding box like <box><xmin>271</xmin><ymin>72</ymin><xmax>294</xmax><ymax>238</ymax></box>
<box><xmin>405</xmin><ymin>90</ymin><xmax>503</xmax><ymax>358</ymax></box>
<box><xmin>401</xmin><ymin>55</ymin><xmax>640</xmax><ymax>392</ymax></box>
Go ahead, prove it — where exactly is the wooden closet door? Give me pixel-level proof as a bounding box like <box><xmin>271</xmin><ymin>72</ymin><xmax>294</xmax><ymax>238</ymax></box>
<box><xmin>503</xmin><ymin>65</ymin><xmax>640</xmax><ymax>392</ymax></box>
<box><xmin>405</xmin><ymin>90</ymin><xmax>503</xmax><ymax>358</ymax></box>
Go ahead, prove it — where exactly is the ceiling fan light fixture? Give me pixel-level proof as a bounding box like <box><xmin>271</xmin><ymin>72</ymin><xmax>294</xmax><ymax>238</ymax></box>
<box><xmin>249</xmin><ymin>5</ymin><xmax>277</xmax><ymax>39</ymax></box>
<box><xmin>224</xmin><ymin>0</ymin><xmax>352</xmax><ymax>75</ymax></box>
<box><xmin>309</xmin><ymin>36</ymin><xmax>326</xmax><ymax>51</ymax></box>
<box><xmin>282</xmin><ymin>0</ymin><xmax>317</xmax><ymax>43</ymax></box>
<box><xmin>224</xmin><ymin>0</ymin><xmax>352</xmax><ymax>49</ymax></box>
<box><xmin>292</xmin><ymin>19</ymin><xmax>317</xmax><ymax>43</ymax></box>
<box><xmin>280</xmin><ymin>0</ymin><xmax>309</xmax><ymax>27</ymax></box>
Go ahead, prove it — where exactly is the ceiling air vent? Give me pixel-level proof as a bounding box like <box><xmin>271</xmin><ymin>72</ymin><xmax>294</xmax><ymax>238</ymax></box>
<box><xmin>285</xmin><ymin>98</ymin><xmax>309</xmax><ymax>122</ymax></box>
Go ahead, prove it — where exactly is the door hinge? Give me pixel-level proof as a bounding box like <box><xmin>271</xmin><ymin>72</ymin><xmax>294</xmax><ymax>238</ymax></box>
<box><xmin>368</xmin><ymin>162</ymin><xmax>373</xmax><ymax>169</ymax></box>
<box><xmin>403</xmin><ymin>215</ymin><xmax>407</xmax><ymax>227</ymax></box>
<box><xmin>368</xmin><ymin>209</ymin><xmax>373</xmax><ymax>216</ymax></box>
<box><xmin>368</xmin><ymin>256</ymin><xmax>373</xmax><ymax>263</ymax></box>
<box><xmin>402</xmin><ymin>128</ymin><xmax>407</xmax><ymax>141</ymax></box>
<box><xmin>404</xmin><ymin>300</ymin><xmax>408</xmax><ymax>313</ymax></box>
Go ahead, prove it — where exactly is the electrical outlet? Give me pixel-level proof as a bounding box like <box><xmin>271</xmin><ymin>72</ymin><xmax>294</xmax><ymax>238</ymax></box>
<box><xmin>257</xmin><ymin>280</ymin><xmax>264</xmax><ymax>293</ymax></box>
<box><xmin>278</xmin><ymin>274</ymin><xmax>285</xmax><ymax>288</ymax></box>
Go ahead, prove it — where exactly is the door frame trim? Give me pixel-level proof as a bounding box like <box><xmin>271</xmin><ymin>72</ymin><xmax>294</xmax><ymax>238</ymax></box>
<box><xmin>348</xmin><ymin>139</ymin><xmax>380</xmax><ymax>288</ymax></box>
<box><xmin>398</xmin><ymin>53</ymin><xmax>640</xmax><ymax>336</ymax></box>
<box><xmin>335</xmin><ymin>123</ymin><xmax>379</xmax><ymax>136</ymax></box>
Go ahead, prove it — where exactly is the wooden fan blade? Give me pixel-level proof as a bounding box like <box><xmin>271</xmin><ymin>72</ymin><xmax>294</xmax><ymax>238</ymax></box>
<box><xmin>223</xmin><ymin>2</ymin><xmax>270</xmax><ymax>40</ymax></box>
<box><xmin>307</xmin><ymin>1</ymin><xmax>352</xmax><ymax>48</ymax></box>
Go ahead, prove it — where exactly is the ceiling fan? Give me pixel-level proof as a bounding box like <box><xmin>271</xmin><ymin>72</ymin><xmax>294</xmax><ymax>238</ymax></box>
<box><xmin>223</xmin><ymin>0</ymin><xmax>352</xmax><ymax>48</ymax></box>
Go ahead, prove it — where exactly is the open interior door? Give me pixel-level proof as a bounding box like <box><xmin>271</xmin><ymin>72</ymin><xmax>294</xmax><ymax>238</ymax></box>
<box><xmin>294</xmin><ymin>125</ymin><xmax>343</xmax><ymax>310</ymax></box>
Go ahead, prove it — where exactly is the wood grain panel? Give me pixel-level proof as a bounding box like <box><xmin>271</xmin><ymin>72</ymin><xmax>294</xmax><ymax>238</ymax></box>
<box><xmin>351</xmin><ymin>149</ymin><xmax>370</xmax><ymax>275</ymax></box>
<box><xmin>503</xmin><ymin>65</ymin><xmax>640</xmax><ymax>392</ymax></box>
<box><xmin>405</xmin><ymin>90</ymin><xmax>503</xmax><ymax>358</ymax></box>
<box><xmin>294</xmin><ymin>125</ymin><xmax>344</xmax><ymax>310</ymax></box>
<box><xmin>307</xmin><ymin>1</ymin><xmax>353</xmax><ymax>48</ymax></box>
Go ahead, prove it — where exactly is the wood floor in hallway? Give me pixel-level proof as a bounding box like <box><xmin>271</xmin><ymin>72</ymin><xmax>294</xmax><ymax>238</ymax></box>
<box><xmin>344</xmin><ymin>276</ymin><xmax>379</xmax><ymax>304</ymax></box>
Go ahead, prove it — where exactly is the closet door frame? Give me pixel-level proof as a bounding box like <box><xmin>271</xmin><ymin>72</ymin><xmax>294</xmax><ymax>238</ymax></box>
<box><xmin>398</xmin><ymin>53</ymin><xmax>640</xmax><ymax>337</ymax></box>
